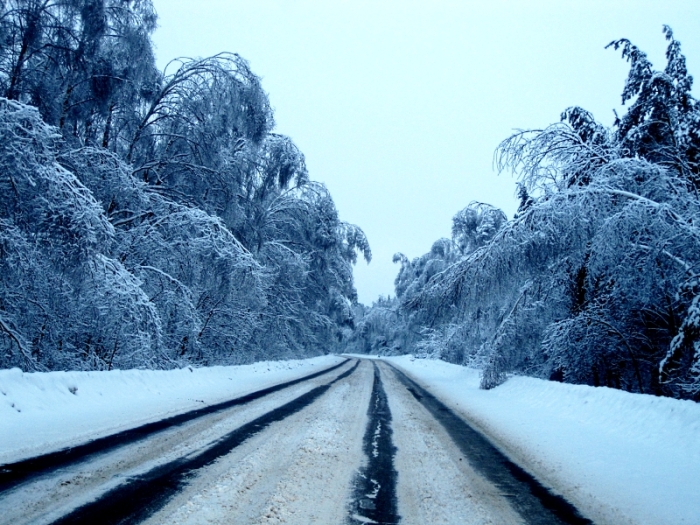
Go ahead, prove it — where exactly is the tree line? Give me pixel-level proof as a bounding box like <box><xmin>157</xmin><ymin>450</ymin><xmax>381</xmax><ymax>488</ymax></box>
<box><xmin>0</xmin><ymin>0</ymin><xmax>370</xmax><ymax>371</ymax></box>
<box><xmin>347</xmin><ymin>27</ymin><xmax>700</xmax><ymax>401</ymax></box>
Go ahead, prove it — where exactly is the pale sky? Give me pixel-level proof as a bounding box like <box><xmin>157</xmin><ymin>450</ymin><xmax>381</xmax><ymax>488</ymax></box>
<box><xmin>151</xmin><ymin>1</ymin><xmax>700</xmax><ymax>304</ymax></box>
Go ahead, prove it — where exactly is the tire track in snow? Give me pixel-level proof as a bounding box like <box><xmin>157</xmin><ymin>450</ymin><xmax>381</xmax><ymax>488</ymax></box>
<box><xmin>147</xmin><ymin>359</ymin><xmax>374</xmax><ymax>525</ymax></box>
<box><xmin>385</xmin><ymin>362</ymin><xmax>593</xmax><ymax>525</ymax></box>
<box><xmin>348</xmin><ymin>362</ymin><xmax>400</xmax><ymax>525</ymax></box>
<box><xmin>49</xmin><ymin>360</ymin><xmax>360</xmax><ymax>525</ymax></box>
<box><xmin>0</xmin><ymin>360</ymin><xmax>357</xmax><ymax>525</ymax></box>
<box><xmin>380</xmin><ymin>360</ymin><xmax>525</xmax><ymax>525</ymax></box>
<box><xmin>0</xmin><ymin>358</ymin><xmax>350</xmax><ymax>494</ymax></box>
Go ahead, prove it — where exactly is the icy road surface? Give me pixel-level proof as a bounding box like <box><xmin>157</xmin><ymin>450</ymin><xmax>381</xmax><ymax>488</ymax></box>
<box><xmin>0</xmin><ymin>359</ymin><xmax>592</xmax><ymax>525</ymax></box>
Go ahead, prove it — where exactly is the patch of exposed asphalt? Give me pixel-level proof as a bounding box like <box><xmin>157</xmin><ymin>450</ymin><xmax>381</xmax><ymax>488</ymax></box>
<box><xmin>0</xmin><ymin>359</ymin><xmax>350</xmax><ymax>494</ymax></box>
<box><xmin>348</xmin><ymin>362</ymin><xmax>400</xmax><ymax>525</ymax></box>
<box><xmin>48</xmin><ymin>360</ymin><xmax>360</xmax><ymax>525</ymax></box>
<box><xmin>386</xmin><ymin>363</ymin><xmax>594</xmax><ymax>525</ymax></box>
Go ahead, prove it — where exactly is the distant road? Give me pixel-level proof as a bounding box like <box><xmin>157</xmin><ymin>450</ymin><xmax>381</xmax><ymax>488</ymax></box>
<box><xmin>0</xmin><ymin>359</ymin><xmax>592</xmax><ymax>525</ymax></box>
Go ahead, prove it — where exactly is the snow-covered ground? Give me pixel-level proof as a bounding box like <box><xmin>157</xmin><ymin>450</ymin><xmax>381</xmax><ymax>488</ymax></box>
<box><xmin>385</xmin><ymin>355</ymin><xmax>700</xmax><ymax>525</ymax></box>
<box><xmin>3</xmin><ymin>353</ymin><xmax>699</xmax><ymax>525</ymax></box>
<box><xmin>0</xmin><ymin>355</ymin><xmax>344</xmax><ymax>465</ymax></box>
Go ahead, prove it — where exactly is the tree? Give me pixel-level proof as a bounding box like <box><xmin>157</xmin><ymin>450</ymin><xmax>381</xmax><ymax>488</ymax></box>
<box><xmin>0</xmin><ymin>99</ymin><xmax>159</xmax><ymax>370</ymax></box>
<box><xmin>1</xmin><ymin>3</ymin><xmax>371</xmax><ymax>371</ymax></box>
<box><xmin>608</xmin><ymin>26</ymin><xmax>700</xmax><ymax>188</ymax></box>
<box><xmin>0</xmin><ymin>0</ymin><xmax>159</xmax><ymax>146</ymax></box>
<box><xmin>356</xmin><ymin>27</ymin><xmax>700</xmax><ymax>400</ymax></box>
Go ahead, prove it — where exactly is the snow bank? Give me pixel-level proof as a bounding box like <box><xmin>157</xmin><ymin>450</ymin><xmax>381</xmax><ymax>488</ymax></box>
<box><xmin>385</xmin><ymin>355</ymin><xmax>700</xmax><ymax>525</ymax></box>
<box><xmin>0</xmin><ymin>355</ymin><xmax>344</xmax><ymax>465</ymax></box>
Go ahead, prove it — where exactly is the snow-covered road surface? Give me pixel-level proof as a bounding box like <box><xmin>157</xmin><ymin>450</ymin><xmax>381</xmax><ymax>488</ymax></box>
<box><xmin>0</xmin><ymin>360</ymin><xmax>355</xmax><ymax>525</ymax></box>
<box><xmin>1</xmin><ymin>359</ymin><xmax>592</xmax><ymax>524</ymax></box>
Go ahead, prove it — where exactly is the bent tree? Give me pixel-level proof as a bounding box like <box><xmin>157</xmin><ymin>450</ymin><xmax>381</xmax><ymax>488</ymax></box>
<box><xmin>348</xmin><ymin>27</ymin><xmax>700</xmax><ymax>400</ymax></box>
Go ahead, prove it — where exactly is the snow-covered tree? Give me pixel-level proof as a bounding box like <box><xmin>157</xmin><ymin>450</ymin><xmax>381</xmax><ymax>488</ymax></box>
<box><xmin>0</xmin><ymin>99</ymin><xmax>159</xmax><ymax>370</ymax></box>
<box><xmin>356</xmin><ymin>27</ymin><xmax>700</xmax><ymax>400</ymax></box>
<box><xmin>1</xmin><ymin>2</ymin><xmax>370</xmax><ymax>371</ymax></box>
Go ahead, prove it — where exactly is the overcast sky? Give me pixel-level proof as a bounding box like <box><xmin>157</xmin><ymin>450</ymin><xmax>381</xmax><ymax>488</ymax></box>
<box><xmin>151</xmin><ymin>1</ymin><xmax>700</xmax><ymax>304</ymax></box>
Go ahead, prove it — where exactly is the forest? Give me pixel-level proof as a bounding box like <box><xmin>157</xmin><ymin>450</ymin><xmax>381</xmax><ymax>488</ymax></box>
<box><xmin>348</xmin><ymin>26</ymin><xmax>700</xmax><ymax>401</ymax></box>
<box><xmin>1</xmin><ymin>2</ymin><xmax>699</xmax><ymax>403</ymax></box>
<box><xmin>0</xmin><ymin>0</ymin><xmax>370</xmax><ymax>372</ymax></box>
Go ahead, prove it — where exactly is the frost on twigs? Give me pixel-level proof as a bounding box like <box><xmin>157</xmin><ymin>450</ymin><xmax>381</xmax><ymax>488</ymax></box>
<box><xmin>348</xmin><ymin>27</ymin><xmax>700</xmax><ymax>400</ymax></box>
<box><xmin>0</xmin><ymin>1</ymin><xmax>370</xmax><ymax>371</ymax></box>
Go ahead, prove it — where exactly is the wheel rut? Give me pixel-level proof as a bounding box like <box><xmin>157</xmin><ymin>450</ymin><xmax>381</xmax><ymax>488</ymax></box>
<box><xmin>348</xmin><ymin>362</ymin><xmax>400</xmax><ymax>525</ymax></box>
<box><xmin>385</xmin><ymin>362</ymin><xmax>593</xmax><ymax>525</ymax></box>
<box><xmin>0</xmin><ymin>358</ymin><xmax>350</xmax><ymax>494</ymax></box>
<box><xmin>50</xmin><ymin>360</ymin><xmax>360</xmax><ymax>525</ymax></box>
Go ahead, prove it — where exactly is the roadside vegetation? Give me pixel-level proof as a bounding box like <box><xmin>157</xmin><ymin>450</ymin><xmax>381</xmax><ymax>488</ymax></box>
<box><xmin>0</xmin><ymin>0</ymin><xmax>369</xmax><ymax>371</ymax></box>
<box><xmin>348</xmin><ymin>27</ymin><xmax>700</xmax><ymax>400</ymax></box>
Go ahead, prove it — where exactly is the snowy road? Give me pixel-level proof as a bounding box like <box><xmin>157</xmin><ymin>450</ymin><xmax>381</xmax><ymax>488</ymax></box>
<box><xmin>0</xmin><ymin>359</ymin><xmax>592</xmax><ymax>524</ymax></box>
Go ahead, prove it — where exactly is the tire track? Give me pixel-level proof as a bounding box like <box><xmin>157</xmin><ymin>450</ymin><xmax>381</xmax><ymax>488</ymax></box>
<box><xmin>146</xmin><ymin>359</ymin><xmax>374</xmax><ymax>525</ymax></box>
<box><xmin>385</xmin><ymin>362</ymin><xmax>593</xmax><ymax>525</ymax></box>
<box><xmin>49</xmin><ymin>360</ymin><xmax>360</xmax><ymax>525</ymax></box>
<box><xmin>0</xmin><ymin>358</ymin><xmax>350</xmax><ymax>494</ymax></box>
<box><xmin>380</xmin><ymin>360</ymin><xmax>525</xmax><ymax>525</ymax></box>
<box><xmin>348</xmin><ymin>362</ymin><xmax>400</xmax><ymax>525</ymax></box>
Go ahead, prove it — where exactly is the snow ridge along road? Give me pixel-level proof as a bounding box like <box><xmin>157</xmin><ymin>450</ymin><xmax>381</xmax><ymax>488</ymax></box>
<box><xmin>0</xmin><ymin>358</ymin><xmax>350</xmax><ymax>494</ymax></box>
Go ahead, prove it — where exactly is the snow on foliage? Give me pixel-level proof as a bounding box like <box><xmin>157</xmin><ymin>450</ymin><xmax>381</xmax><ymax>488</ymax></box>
<box><xmin>348</xmin><ymin>27</ymin><xmax>700</xmax><ymax>400</ymax></box>
<box><xmin>0</xmin><ymin>1</ymin><xmax>369</xmax><ymax>371</ymax></box>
